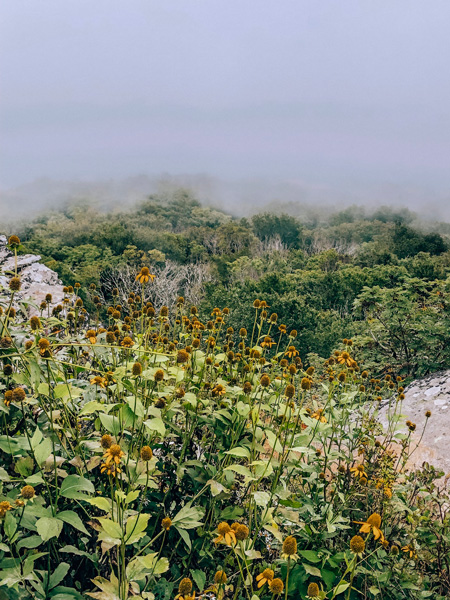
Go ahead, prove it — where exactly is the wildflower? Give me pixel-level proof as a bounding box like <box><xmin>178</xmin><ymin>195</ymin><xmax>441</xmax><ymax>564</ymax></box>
<box><xmin>261</xmin><ymin>336</ymin><xmax>275</xmax><ymax>348</ymax></box>
<box><xmin>285</xmin><ymin>384</ymin><xmax>295</xmax><ymax>398</ymax></box>
<box><xmin>21</xmin><ymin>485</ymin><xmax>35</xmax><ymax>500</ymax></box>
<box><xmin>30</xmin><ymin>316</ymin><xmax>41</xmax><ymax>330</ymax></box>
<box><xmin>350</xmin><ymin>464</ymin><xmax>367</xmax><ymax>479</ymax></box>
<box><xmin>121</xmin><ymin>336</ymin><xmax>134</xmax><ymax>348</ymax></box>
<box><xmin>177</xmin><ymin>578</ymin><xmax>193</xmax><ymax>598</ymax></box>
<box><xmin>104</xmin><ymin>444</ymin><xmax>125</xmax><ymax>466</ymax></box>
<box><xmin>285</xmin><ymin>346</ymin><xmax>299</xmax><ymax>358</ymax></box>
<box><xmin>311</xmin><ymin>408</ymin><xmax>327</xmax><ymax>423</ymax></box>
<box><xmin>214</xmin><ymin>522</ymin><xmax>236</xmax><ymax>546</ymax></box>
<box><xmin>337</xmin><ymin>351</ymin><xmax>354</xmax><ymax>367</ymax></box>
<box><xmin>177</xmin><ymin>349</ymin><xmax>190</xmax><ymax>364</ymax></box>
<box><xmin>256</xmin><ymin>568</ymin><xmax>274</xmax><ymax>588</ymax></box>
<box><xmin>100</xmin><ymin>463</ymin><xmax>121</xmax><ymax>477</ymax></box>
<box><xmin>161</xmin><ymin>517</ymin><xmax>172</xmax><ymax>531</ymax></box>
<box><xmin>269</xmin><ymin>578</ymin><xmax>284</xmax><ymax>594</ymax></box>
<box><xmin>106</xmin><ymin>332</ymin><xmax>116</xmax><ymax>344</ymax></box>
<box><xmin>100</xmin><ymin>434</ymin><xmax>113</xmax><ymax>449</ymax></box>
<box><xmin>253</xmin><ymin>299</ymin><xmax>261</xmax><ymax>308</ymax></box>
<box><xmin>0</xmin><ymin>337</ymin><xmax>12</xmax><ymax>348</ymax></box>
<box><xmin>136</xmin><ymin>266</ymin><xmax>155</xmax><ymax>285</ymax></box>
<box><xmin>425</xmin><ymin>410</ymin><xmax>431</xmax><ymax>418</ymax></box>
<box><xmin>90</xmin><ymin>376</ymin><xmax>107</xmax><ymax>388</ymax></box>
<box><xmin>281</xmin><ymin>535</ymin><xmax>299</xmax><ymax>560</ymax></box>
<box><xmin>234</xmin><ymin>523</ymin><xmax>249</xmax><ymax>541</ymax></box>
<box><xmin>211</xmin><ymin>569</ymin><xmax>229</xmax><ymax>587</ymax></box>
<box><xmin>8</xmin><ymin>235</ymin><xmax>20</xmax><ymax>248</ymax></box>
<box><xmin>4</xmin><ymin>391</ymin><xmax>13</xmax><ymax>407</ymax></box>
<box><xmin>84</xmin><ymin>329</ymin><xmax>96</xmax><ymax>344</ymax></box>
<box><xmin>3</xmin><ymin>364</ymin><xmax>13</xmax><ymax>376</ymax></box>
<box><xmin>243</xmin><ymin>381</ymin><xmax>252</xmax><ymax>394</ymax></box>
<box><xmin>154</xmin><ymin>369</ymin><xmax>164</xmax><ymax>382</ymax></box>
<box><xmin>350</xmin><ymin>535</ymin><xmax>365</xmax><ymax>555</ymax></box>
<box><xmin>9</xmin><ymin>277</ymin><xmax>21</xmax><ymax>291</ymax></box>
<box><xmin>140</xmin><ymin>446</ymin><xmax>153</xmax><ymax>461</ymax></box>
<box><xmin>401</xmin><ymin>544</ymin><xmax>417</xmax><ymax>559</ymax></box>
<box><xmin>212</xmin><ymin>384</ymin><xmax>226</xmax><ymax>396</ymax></box>
<box><xmin>301</xmin><ymin>377</ymin><xmax>311</xmax><ymax>390</ymax></box>
<box><xmin>0</xmin><ymin>501</ymin><xmax>12</xmax><ymax>517</ymax></box>
<box><xmin>38</xmin><ymin>338</ymin><xmax>51</xmax><ymax>357</ymax></box>
<box><xmin>306</xmin><ymin>582</ymin><xmax>320</xmax><ymax>598</ymax></box>
<box><xmin>355</xmin><ymin>513</ymin><xmax>384</xmax><ymax>541</ymax></box>
<box><xmin>260</xmin><ymin>374</ymin><xmax>270</xmax><ymax>387</ymax></box>
<box><xmin>11</xmin><ymin>388</ymin><xmax>26</xmax><ymax>403</ymax></box>
<box><xmin>391</xmin><ymin>544</ymin><xmax>399</xmax><ymax>555</ymax></box>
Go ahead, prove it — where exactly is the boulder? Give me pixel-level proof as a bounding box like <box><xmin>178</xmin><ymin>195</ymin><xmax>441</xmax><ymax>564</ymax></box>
<box><xmin>379</xmin><ymin>371</ymin><xmax>450</xmax><ymax>476</ymax></box>
<box><xmin>0</xmin><ymin>237</ymin><xmax>65</xmax><ymax>316</ymax></box>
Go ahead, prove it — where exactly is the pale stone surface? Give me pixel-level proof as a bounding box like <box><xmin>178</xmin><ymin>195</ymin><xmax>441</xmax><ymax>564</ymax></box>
<box><xmin>379</xmin><ymin>370</ymin><xmax>450</xmax><ymax>476</ymax></box>
<box><xmin>0</xmin><ymin>237</ymin><xmax>65</xmax><ymax>316</ymax></box>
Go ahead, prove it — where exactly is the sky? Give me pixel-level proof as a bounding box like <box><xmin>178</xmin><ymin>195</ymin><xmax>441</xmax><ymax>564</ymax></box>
<box><xmin>1</xmin><ymin>0</ymin><xmax>450</xmax><ymax>210</ymax></box>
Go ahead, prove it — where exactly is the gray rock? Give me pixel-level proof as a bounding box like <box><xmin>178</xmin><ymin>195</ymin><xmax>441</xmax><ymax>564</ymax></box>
<box><xmin>379</xmin><ymin>371</ymin><xmax>450</xmax><ymax>476</ymax></box>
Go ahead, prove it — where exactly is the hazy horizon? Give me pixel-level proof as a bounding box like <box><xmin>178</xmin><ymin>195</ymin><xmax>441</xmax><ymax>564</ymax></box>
<box><xmin>2</xmin><ymin>1</ymin><xmax>450</xmax><ymax>215</ymax></box>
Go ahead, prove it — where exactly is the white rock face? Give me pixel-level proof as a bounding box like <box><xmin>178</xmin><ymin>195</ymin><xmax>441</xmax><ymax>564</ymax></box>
<box><xmin>379</xmin><ymin>371</ymin><xmax>450</xmax><ymax>476</ymax></box>
<box><xmin>0</xmin><ymin>237</ymin><xmax>65</xmax><ymax>316</ymax></box>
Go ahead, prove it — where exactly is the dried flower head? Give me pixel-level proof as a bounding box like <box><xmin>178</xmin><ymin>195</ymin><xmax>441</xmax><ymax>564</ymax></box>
<box><xmin>161</xmin><ymin>517</ymin><xmax>172</xmax><ymax>531</ymax></box>
<box><xmin>350</xmin><ymin>535</ymin><xmax>365</xmax><ymax>554</ymax></box>
<box><xmin>132</xmin><ymin>362</ymin><xmax>143</xmax><ymax>376</ymax></box>
<box><xmin>9</xmin><ymin>277</ymin><xmax>21</xmax><ymax>291</ymax></box>
<box><xmin>11</xmin><ymin>387</ymin><xmax>26</xmax><ymax>403</ymax></box>
<box><xmin>140</xmin><ymin>446</ymin><xmax>153</xmax><ymax>461</ymax></box>
<box><xmin>101</xmin><ymin>434</ymin><xmax>113</xmax><ymax>449</ymax></box>
<box><xmin>269</xmin><ymin>578</ymin><xmax>284</xmax><ymax>594</ymax></box>
<box><xmin>306</xmin><ymin>582</ymin><xmax>320</xmax><ymax>598</ymax></box>
<box><xmin>21</xmin><ymin>485</ymin><xmax>35</xmax><ymax>500</ymax></box>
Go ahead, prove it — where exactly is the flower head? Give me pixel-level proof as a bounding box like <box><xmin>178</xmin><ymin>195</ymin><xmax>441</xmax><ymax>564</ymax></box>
<box><xmin>0</xmin><ymin>501</ymin><xmax>12</xmax><ymax>517</ymax></box>
<box><xmin>162</xmin><ymin>517</ymin><xmax>172</xmax><ymax>531</ymax></box>
<box><xmin>140</xmin><ymin>446</ymin><xmax>153</xmax><ymax>461</ymax></box>
<box><xmin>350</xmin><ymin>535</ymin><xmax>365</xmax><ymax>555</ymax></box>
<box><xmin>354</xmin><ymin>513</ymin><xmax>384</xmax><ymax>542</ymax></box>
<box><xmin>214</xmin><ymin>570</ymin><xmax>227</xmax><ymax>584</ymax></box>
<box><xmin>214</xmin><ymin>522</ymin><xmax>236</xmax><ymax>546</ymax></box>
<box><xmin>306</xmin><ymin>582</ymin><xmax>320</xmax><ymax>598</ymax></box>
<box><xmin>256</xmin><ymin>568</ymin><xmax>274</xmax><ymax>588</ymax></box>
<box><xmin>269</xmin><ymin>578</ymin><xmax>284</xmax><ymax>594</ymax></box>
<box><xmin>104</xmin><ymin>444</ymin><xmax>125</xmax><ymax>466</ymax></box>
<box><xmin>136</xmin><ymin>266</ymin><xmax>155</xmax><ymax>285</ymax></box>
<box><xmin>281</xmin><ymin>535</ymin><xmax>299</xmax><ymax>560</ymax></box>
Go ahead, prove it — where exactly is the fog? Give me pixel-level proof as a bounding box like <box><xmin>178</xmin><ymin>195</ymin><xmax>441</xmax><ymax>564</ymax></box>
<box><xmin>1</xmin><ymin>1</ymin><xmax>450</xmax><ymax>220</ymax></box>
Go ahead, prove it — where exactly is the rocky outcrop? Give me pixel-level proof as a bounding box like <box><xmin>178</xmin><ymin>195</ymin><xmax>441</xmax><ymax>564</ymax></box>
<box><xmin>0</xmin><ymin>235</ymin><xmax>65</xmax><ymax>315</ymax></box>
<box><xmin>379</xmin><ymin>370</ymin><xmax>450</xmax><ymax>477</ymax></box>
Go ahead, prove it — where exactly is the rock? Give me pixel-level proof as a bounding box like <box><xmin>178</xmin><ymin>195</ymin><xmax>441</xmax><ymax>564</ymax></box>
<box><xmin>0</xmin><ymin>237</ymin><xmax>65</xmax><ymax>316</ymax></box>
<box><xmin>379</xmin><ymin>370</ymin><xmax>450</xmax><ymax>477</ymax></box>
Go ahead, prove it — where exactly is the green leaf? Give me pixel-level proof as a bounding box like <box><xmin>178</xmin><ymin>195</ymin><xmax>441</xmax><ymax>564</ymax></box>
<box><xmin>60</xmin><ymin>475</ymin><xmax>95</xmax><ymax>499</ymax></box>
<box><xmin>224</xmin><ymin>447</ymin><xmax>250</xmax><ymax>459</ymax></box>
<box><xmin>190</xmin><ymin>570</ymin><xmax>206</xmax><ymax>592</ymax></box>
<box><xmin>124</xmin><ymin>513</ymin><xmax>150</xmax><ymax>544</ymax></box>
<box><xmin>49</xmin><ymin>562</ymin><xmax>70</xmax><ymax>590</ymax></box>
<box><xmin>34</xmin><ymin>437</ymin><xmax>52</xmax><ymax>465</ymax></box>
<box><xmin>175</xmin><ymin>527</ymin><xmax>191</xmax><ymax>550</ymax></box>
<box><xmin>299</xmin><ymin>550</ymin><xmax>322</xmax><ymax>563</ymax></box>
<box><xmin>60</xmin><ymin>545</ymin><xmax>97</xmax><ymax>563</ymax></box>
<box><xmin>36</xmin><ymin>517</ymin><xmax>63</xmax><ymax>542</ymax></box>
<box><xmin>57</xmin><ymin>510</ymin><xmax>90</xmax><ymax>535</ymax></box>
<box><xmin>303</xmin><ymin>563</ymin><xmax>321</xmax><ymax>577</ymax></box>
<box><xmin>4</xmin><ymin>512</ymin><xmax>17</xmax><ymax>540</ymax></box>
<box><xmin>98</xmin><ymin>518</ymin><xmax>123</xmax><ymax>540</ymax></box>
<box><xmin>143</xmin><ymin>417</ymin><xmax>166</xmax><ymax>437</ymax></box>
<box><xmin>125</xmin><ymin>490</ymin><xmax>139</xmax><ymax>504</ymax></box>
<box><xmin>98</xmin><ymin>413</ymin><xmax>121</xmax><ymax>436</ymax></box>
<box><xmin>86</xmin><ymin>497</ymin><xmax>111</xmax><ymax>512</ymax></box>
<box><xmin>16</xmin><ymin>535</ymin><xmax>42</xmax><ymax>550</ymax></box>
<box><xmin>79</xmin><ymin>401</ymin><xmax>105</xmax><ymax>416</ymax></box>
<box><xmin>224</xmin><ymin>464</ymin><xmax>255</xmax><ymax>481</ymax></box>
<box><xmin>171</xmin><ymin>503</ymin><xmax>204</xmax><ymax>529</ymax></box>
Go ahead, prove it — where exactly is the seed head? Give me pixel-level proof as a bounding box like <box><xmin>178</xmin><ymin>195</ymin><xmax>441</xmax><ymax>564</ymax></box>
<box><xmin>306</xmin><ymin>582</ymin><xmax>320</xmax><ymax>598</ymax></box>
<box><xmin>140</xmin><ymin>446</ymin><xmax>153</xmax><ymax>461</ymax></box>
<box><xmin>350</xmin><ymin>535</ymin><xmax>365</xmax><ymax>554</ymax></box>
<box><xmin>178</xmin><ymin>578</ymin><xmax>193</xmax><ymax>594</ymax></box>
<box><xmin>21</xmin><ymin>485</ymin><xmax>35</xmax><ymax>499</ymax></box>
<box><xmin>11</xmin><ymin>387</ymin><xmax>26</xmax><ymax>403</ymax></box>
<box><xmin>285</xmin><ymin>384</ymin><xmax>295</xmax><ymax>398</ymax></box>
<box><xmin>234</xmin><ymin>523</ymin><xmax>249</xmax><ymax>541</ymax></box>
<box><xmin>9</xmin><ymin>277</ymin><xmax>21</xmax><ymax>291</ymax></box>
<box><xmin>282</xmin><ymin>535</ymin><xmax>297</xmax><ymax>556</ymax></box>
<box><xmin>269</xmin><ymin>578</ymin><xmax>284</xmax><ymax>594</ymax></box>
<box><xmin>132</xmin><ymin>362</ymin><xmax>143</xmax><ymax>376</ymax></box>
<box><xmin>161</xmin><ymin>517</ymin><xmax>172</xmax><ymax>531</ymax></box>
<box><xmin>154</xmin><ymin>369</ymin><xmax>164</xmax><ymax>382</ymax></box>
<box><xmin>101</xmin><ymin>434</ymin><xmax>113</xmax><ymax>449</ymax></box>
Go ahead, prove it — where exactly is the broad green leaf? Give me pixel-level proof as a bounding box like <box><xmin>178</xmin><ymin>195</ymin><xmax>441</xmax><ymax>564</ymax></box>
<box><xmin>36</xmin><ymin>517</ymin><xmax>63</xmax><ymax>542</ymax></box>
<box><xmin>143</xmin><ymin>417</ymin><xmax>166</xmax><ymax>437</ymax></box>
<box><xmin>57</xmin><ymin>510</ymin><xmax>89</xmax><ymax>535</ymax></box>
<box><xmin>98</xmin><ymin>518</ymin><xmax>123</xmax><ymax>540</ymax></box>
<box><xmin>86</xmin><ymin>497</ymin><xmax>111</xmax><ymax>512</ymax></box>
<box><xmin>172</xmin><ymin>504</ymin><xmax>204</xmax><ymax>529</ymax></box>
<box><xmin>224</xmin><ymin>464</ymin><xmax>255</xmax><ymax>481</ymax></box>
<box><xmin>303</xmin><ymin>563</ymin><xmax>321</xmax><ymax>577</ymax></box>
<box><xmin>125</xmin><ymin>513</ymin><xmax>150</xmax><ymax>544</ymax></box>
<box><xmin>34</xmin><ymin>437</ymin><xmax>52</xmax><ymax>466</ymax></box>
<box><xmin>225</xmin><ymin>447</ymin><xmax>250</xmax><ymax>459</ymax></box>
<box><xmin>98</xmin><ymin>413</ymin><xmax>121</xmax><ymax>436</ymax></box>
<box><xmin>4</xmin><ymin>512</ymin><xmax>17</xmax><ymax>540</ymax></box>
<box><xmin>49</xmin><ymin>562</ymin><xmax>70</xmax><ymax>589</ymax></box>
<box><xmin>16</xmin><ymin>535</ymin><xmax>42</xmax><ymax>550</ymax></box>
<box><xmin>60</xmin><ymin>475</ymin><xmax>95</xmax><ymax>499</ymax></box>
<box><xmin>190</xmin><ymin>570</ymin><xmax>206</xmax><ymax>593</ymax></box>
